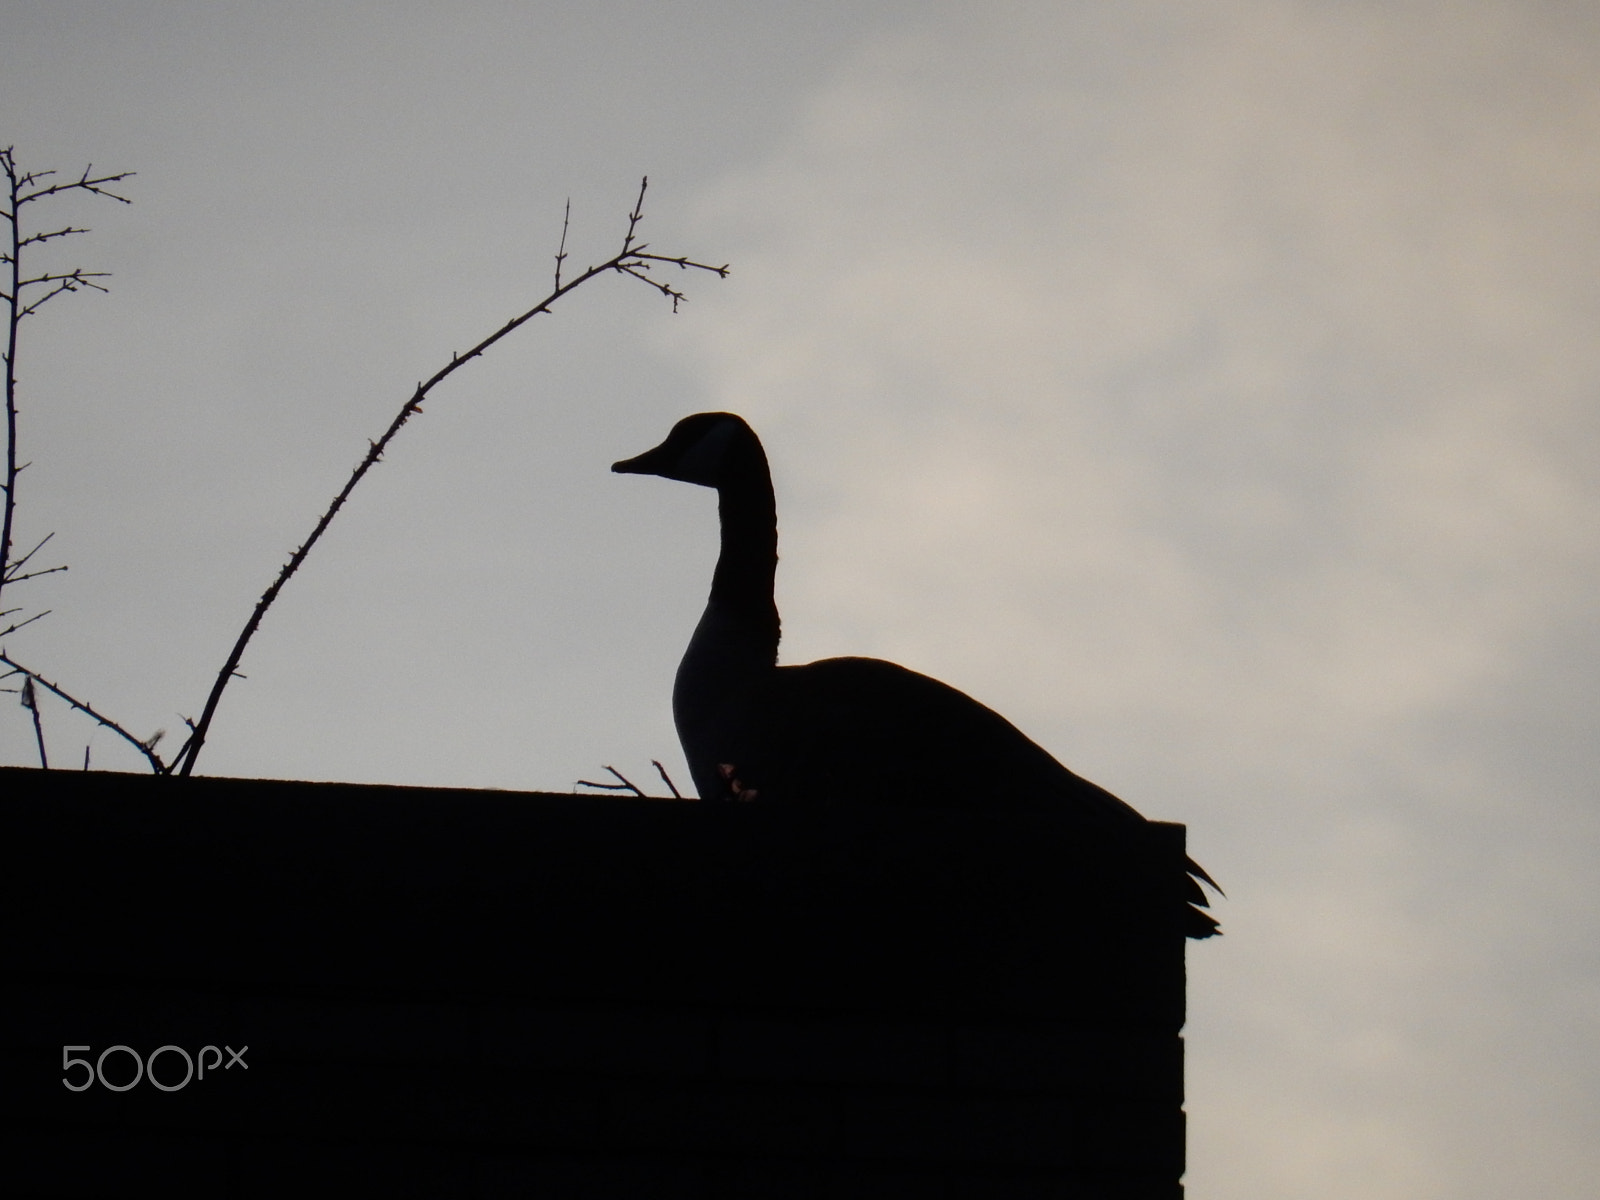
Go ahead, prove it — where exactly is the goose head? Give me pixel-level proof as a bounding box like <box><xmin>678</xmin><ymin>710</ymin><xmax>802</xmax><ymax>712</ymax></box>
<box><xmin>611</xmin><ymin>412</ymin><xmax>764</xmax><ymax>490</ymax></box>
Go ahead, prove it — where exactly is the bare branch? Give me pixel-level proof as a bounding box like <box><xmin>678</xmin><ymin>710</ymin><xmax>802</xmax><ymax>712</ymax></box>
<box><xmin>652</xmin><ymin>759</ymin><xmax>684</xmax><ymax>799</ymax></box>
<box><xmin>616</xmin><ymin>263</ymin><xmax>690</xmax><ymax>312</ymax></box>
<box><xmin>19</xmin><ymin>269</ymin><xmax>111</xmax><ymax>289</ymax></box>
<box><xmin>11</xmin><ymin>164</ymin><xmax>56</xmax><ymax>191</ymax></box>
<box><xmin>19</xmin><ymin>226</ymin><xmax>89</xmax><ymax>249</ymax></box>
<box><xmin>20</xmin><ymin>674</ymin><xmax>48</xmax><ymax>768</ymax></box>
<box><xmin>633</xmin><ymin>251</ymin><xmax>731</xmax><ymax>277</ymax></box>
<box><xmin>18</xmin><ymin>166</ymin><xmax>136</xmax><ymax>207</ymax></box>
<box><xmin>3</xmin><ymin>564</ymin><xmax>66</xmax><ymax>585</ymax></box>
<box><xmin>5</xmin><ymin>529</ymin><xmax>56</xmax><ymax>575</ymax></box>
<box><xmin>2</xmin><ymin>150</ymin><xmax>130</xmax><ymax>643</ymax></box>
<box><xmin>621</xmin><ymin>176</ymin><xmax>649</xmax><ymax>254</ymax></box>
<box><xmin>172</xmin><ymin>178</ymin><xmax>727</xmax><ymax>776</ymax></box>
<box><xmin>0</xmin><ymin>652</ymin><xmax>166</xmax><ymax>772</ymax></box>
<box><xmin>605</xmin><ymin>764</ymin><xmax>645</xmax><ymax>795</ymax></box>
<box><xmin>577</xmin><ymin>765</ymin><xmax>645</xmax><ymax>797</ymax></box>
<box><xmin>0</xmin><ymin>608</ymin><xmax>49</xmax><ymax>638</ymax></box>
<box><xmin>16</xmin><ymin>271</ymin><xmax>112</xmax><ymax>319</ymax></box>
<box><xmin>554</xmin><ymin>198</ymin><xmax>570</xmax><ymax>290</ymax></box>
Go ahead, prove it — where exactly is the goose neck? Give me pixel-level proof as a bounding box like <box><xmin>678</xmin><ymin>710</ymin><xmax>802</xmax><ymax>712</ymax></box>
<box><xmin>708</xmin><ymin>472</ymin><xmax>779</xmax><ymax>650</ymax></box>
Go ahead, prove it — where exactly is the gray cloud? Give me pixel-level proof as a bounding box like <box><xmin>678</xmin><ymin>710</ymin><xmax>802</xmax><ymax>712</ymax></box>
<box><xmin>673</xmin><ymin>3</ymin><xmax>1600</xmax><ymax>1195</ymax></box>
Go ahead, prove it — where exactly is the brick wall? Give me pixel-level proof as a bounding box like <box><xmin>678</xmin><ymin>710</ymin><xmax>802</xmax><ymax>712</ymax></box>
<box><xmin>1</xmin><ymin>767</ymin><xmax>1190</xmax><ymax>1198</ymax></box>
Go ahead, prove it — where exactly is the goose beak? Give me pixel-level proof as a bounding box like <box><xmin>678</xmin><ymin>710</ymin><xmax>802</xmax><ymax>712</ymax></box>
<box><xmin>608</xmin><ymin>432</ymin><xmax>678</xmax><ymax>480</ymax></box>
<box><xmin>612</xmin><ymin>440</ymin><xmax>673</xmax><ymax>476</ymax></box>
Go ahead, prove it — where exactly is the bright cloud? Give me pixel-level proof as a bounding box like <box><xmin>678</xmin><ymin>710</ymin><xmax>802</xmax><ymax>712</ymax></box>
<box><xmin>674</xmin><ymin>3</ymin><xmax>1600</xmax><ymax>1196</ymax></box>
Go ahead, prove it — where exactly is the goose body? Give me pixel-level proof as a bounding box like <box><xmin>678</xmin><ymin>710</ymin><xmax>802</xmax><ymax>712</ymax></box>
<box><xmin>614</xmin><ymin>412</ymin><xmax>1220</xmax><ymax>937</ymax></box>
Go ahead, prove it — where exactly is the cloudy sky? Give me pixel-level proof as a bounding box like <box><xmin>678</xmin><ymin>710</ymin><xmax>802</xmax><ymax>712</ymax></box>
<box><xmin>4</xmin><ymin>2</ymin><xmax>1598</xmax><ymax>1195</ymax></box>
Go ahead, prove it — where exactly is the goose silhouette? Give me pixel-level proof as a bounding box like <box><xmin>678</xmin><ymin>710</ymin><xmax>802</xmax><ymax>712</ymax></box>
<box><xmin>614</xmin><ymin>412</ymin><xmax>1221</xmax><ymax>937</ymax></box>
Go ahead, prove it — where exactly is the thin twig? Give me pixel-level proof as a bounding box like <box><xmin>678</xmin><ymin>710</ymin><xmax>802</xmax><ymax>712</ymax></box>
<box><xmin>2</xmin><ymin>564</ymin><xmax>65</xmax><ymax>586</ymax></box>
<box><xmin>0</xmin><ymin>651</ymin><xmax>167</xmax><ymax>772</ymax></box>
<box><xmin>4</xmin><ymin>529</ymin><xmax>66</xmax><ymax>587</ymax></box>
<box><xmin>575</xmin><ymin>765</ymin><xmax>647</xmax><ymax>797</ymax></box>
<box><xmin>17</xmin><ymin>271</ymin><xmax>112</xmax><ymax>318</ymax></box>
<box><xmin>605</xmin><ymin>764</ymin><xmax>645</xmax><ymax>796</ymax></box>
<box><xmin>554</xmin><ymin>198</ymin><xmax>570</xmax><ymax>290</ymax></box>
<box><xmin>0</xmin><ymin>608</ymin><xmax>49</xmax><ymax>638</ymax></box>
<box><xmin>5</xmin><ymin>529</ymin><xmax>56</xmax><ymax>575</ymax></box>
<box><xmin>16</xmin><ymin>165</ymin><xmax>135</xmax><ymax>208</ymax></box>
<box><xmin>18</xmin><ymin>225</ymin><xmax>90</xmax><ymax>249</ymax></box>
<box><xmin>20</xmin><ymin>674</ymin><xmax>47</xmax><ymax>768</ymax></box>
<box><xmin>171</xmin><ymin>177</ymin><xmax>726</xmax><ymax>776</ymax></box>
<box><xmin>652</xmin><ymin>759</ymin><xmax>683</xmax><ymax>799</ymax></box>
